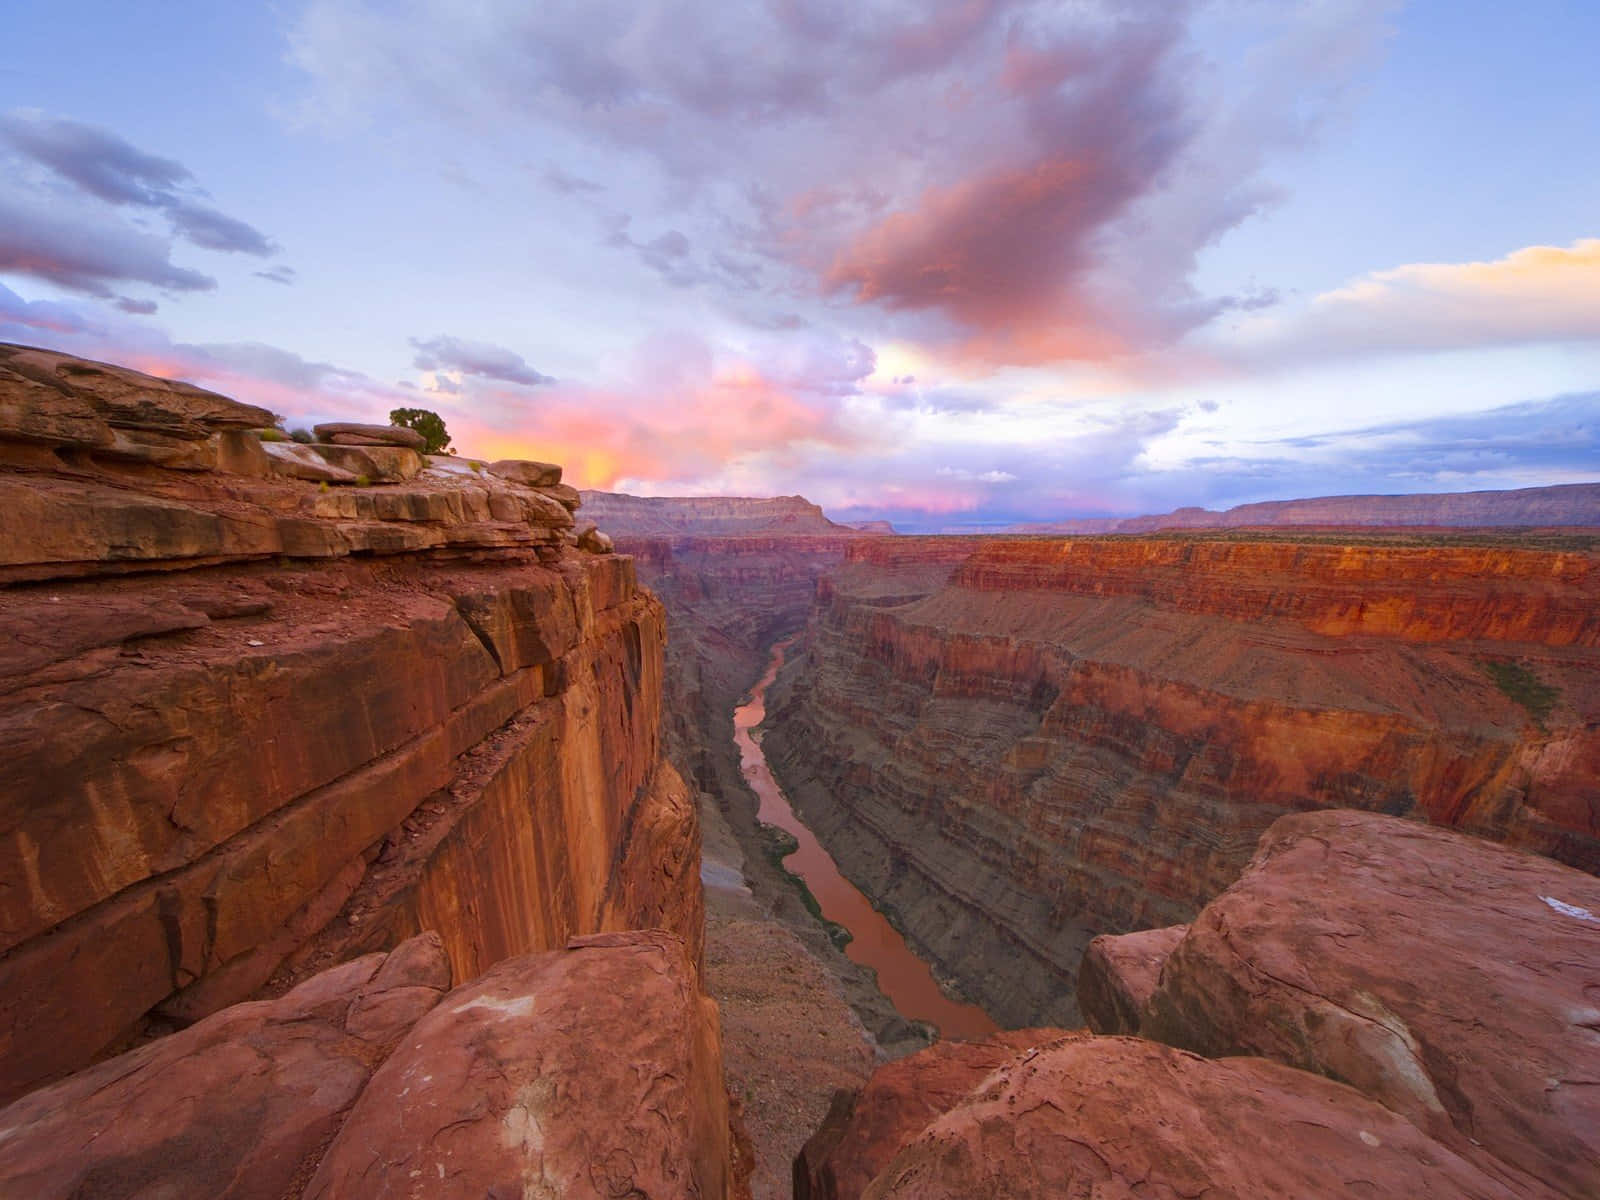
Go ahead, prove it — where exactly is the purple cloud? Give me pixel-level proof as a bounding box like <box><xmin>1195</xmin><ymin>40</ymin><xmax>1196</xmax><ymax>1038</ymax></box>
<box><xmin>410</xmin><ymin>334</ymin><xmax>555</xmax><ymax>386</ymax></box>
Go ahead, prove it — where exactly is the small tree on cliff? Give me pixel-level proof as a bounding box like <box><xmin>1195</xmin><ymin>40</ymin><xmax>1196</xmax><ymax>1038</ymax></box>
<box><xmin>389</xmin><ymin>407</ymin><xmax>453</xmax><ymax>454</ymax></box>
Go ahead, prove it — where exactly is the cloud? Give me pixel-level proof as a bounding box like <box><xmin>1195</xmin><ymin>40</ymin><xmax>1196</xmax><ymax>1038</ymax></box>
<box><xmin>114</xmin><ymin>297</ymin><xmax>158</xmax><ymax>315</ymax></box>
<box><xmin>0</xmin><ymin>110</ymin><xmax>192</xmax><ymax>207</ymax></box>
<box><xmin>255</xmin><ymin>265</ymin><xmax>298</xmax><ymax>285</ymax></box>
<box><xmin>0</xmin><ymin>109</ymin><xmax>280</xmax><ymax>302</ymax></box>
<box><xmin>542</xmin><ymin>164</ymin><xmax>603</xmax><ymax>195</ymax></box>
<box><xmin>287</xmin><ymin>1</ymin><xmax>1396</xmax><ymax>367</ymax></box>
<box><xmin>410</xmin><ymin>334</ymin><xmax>555</xmax><ymax>386</ymax></box>
<box><xmin>165</xmin><ymin>199</ymin><xmax>279</xmax><ymax>255</ymax></box>
<box><xmin>0</xmin><ymin>182</ymin><xmax>217</xmax><ymax>297</ymax></box>
<box><xmin>1227</xmin><ymin>239</ymin><xmax>1600</xmax><ymax>362</ymax></box>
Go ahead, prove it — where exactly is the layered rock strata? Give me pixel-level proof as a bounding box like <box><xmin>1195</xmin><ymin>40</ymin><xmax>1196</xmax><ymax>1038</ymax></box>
<box><xmin>764</xmin><ymin>533</ymin><xmax>1600</xmax><ymax>1025</ymax></box>
<box><xmin>0</xmin><ymin>929</ymin><xmax>733</xmax><ymax>1200</ymax></box>
<box><xmin>803</xmin><ymin>813</ymin><xmax>1593</xmax><ymax>1198</ymax></box>
<box><xmin>0</xmin><ymin>346</ymin><xmax>702</xmax><ymax>1110</ymax></box>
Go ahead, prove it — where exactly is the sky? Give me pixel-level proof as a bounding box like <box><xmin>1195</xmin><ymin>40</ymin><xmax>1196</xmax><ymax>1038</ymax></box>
<box><xmin>1</xmin><ymin>1</ymin><xmax>1596</xmax><ymax>531</ymax></box>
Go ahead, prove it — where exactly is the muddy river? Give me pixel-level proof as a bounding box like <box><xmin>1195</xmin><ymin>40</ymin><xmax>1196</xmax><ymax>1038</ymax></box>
<box><xmin>734</xmin><ymin>639</ymin><xmax>998</xmax><ymax>1040</ymax></box>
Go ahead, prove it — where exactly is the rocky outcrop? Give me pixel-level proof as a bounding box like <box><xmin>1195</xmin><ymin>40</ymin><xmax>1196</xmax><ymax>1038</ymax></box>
<box><xmin>763</xmin><ymin>533</ymin><xmax>1600</xmax><ymax>1026</ymax></box>
<box><xmin>1012</xmin><ymin>479</ymin><xmax>1600</xmax><ymax>533</ymax></box>
<box><xmin>0</xmin><ymin>930</ymin><xmax>734</xmax><ymax>1199</ymax></box>
<box><xmin>308</xmin><ymin>930</ymin><xmax>729</xmax><ymax>1199</ymax></box>
<box><xmin>860</xmin><ymin>1037</ymin><xmax>1542</xmax><ymax>1200</ymax></box>
<box><xmin>793</xmin><ymin>1030</ymin><xmax>1066</xmax><ymax>1200</ymax></box>
<box><xmin>1141</xmin><ymin>810</ymin><xmax>1600</xmax><ymax>1197</ymax></box>
<box><xmin>1075</xmin><ymin>923</ymin><xmax>1186</xmax><ymax>1036</ymax></box>
<box><xmin>0</xmin><ymin>346</ymin><xmax>705</xmax><ymax>1109</ymax></box>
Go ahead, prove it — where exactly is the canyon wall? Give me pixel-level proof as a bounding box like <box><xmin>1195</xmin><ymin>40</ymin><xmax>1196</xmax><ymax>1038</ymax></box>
<box><xmin>0</xmin><ymin>345</ymin><xmax>707</xmax><ymax>1110</ymax></box>
<box><xmin>763</xmin><ymin>533</ymin><xmax>1600</xmax><ymax>1026</ymax></box>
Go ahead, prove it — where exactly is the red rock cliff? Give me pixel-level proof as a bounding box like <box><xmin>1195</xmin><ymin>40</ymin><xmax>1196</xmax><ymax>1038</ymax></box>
<box><xmin>763</xmin><ymin>532</ymin><xmax>1600</xmax><ymax>1026</ymax></box>
<box><xmin>0</xmin><ymin>345</ymin><xmax>707</xmax><ymax>1108</ymax></box>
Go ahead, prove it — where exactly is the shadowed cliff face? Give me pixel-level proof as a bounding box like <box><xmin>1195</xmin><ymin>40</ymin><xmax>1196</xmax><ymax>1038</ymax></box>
<box><xmin>762</xmin><ymin>533</ymin><xmax>1600</xmax><ymax>1027</ymax></box>
<box><xmin>0</xmin><ymin>346</ymin><xmax>706</xmax><ymax>1108</ymax></box>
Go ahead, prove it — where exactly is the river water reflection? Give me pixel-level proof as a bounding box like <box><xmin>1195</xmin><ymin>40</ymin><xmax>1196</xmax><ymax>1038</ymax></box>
<box><xmin>734</xmin><ymin>639</ymin><xmax>998</xmax><ymax>1040</ymax></box>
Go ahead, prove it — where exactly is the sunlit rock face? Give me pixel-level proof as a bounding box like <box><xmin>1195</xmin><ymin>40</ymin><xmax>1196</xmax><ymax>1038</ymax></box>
<box><xmin>0</xmin><ymin>345</ymin><xmax>705</xmax><ymax>1107</ymax></box>
<box><xmin>762</xmin><ymin>533</ymin><xmax>1600</xmax><ymax>1026</ymax></box>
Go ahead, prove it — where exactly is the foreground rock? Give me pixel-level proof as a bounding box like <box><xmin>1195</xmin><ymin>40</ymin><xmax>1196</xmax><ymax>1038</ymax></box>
<box><xmin>0</xmin><ymin>934</ymin><xmax>451</xmax><ymax>1199</ymax></box>
<box><xmin>861</xmin><ymin>1037</ymin><xmax>1542</xmax><ymax>1200</ymax></box>
<box><xmin>1077</xmin><ymin>923</ymin><xmax>1187</xmax><ymax>1035</ymax></box>
<box><xmin>1143</xmin><ymin>809</ymin><xmax>1600</xmax><ymax>1197</ymax></box>
<box><xmin>794</xmin><ymin>1031</ymin><xmax>1069</xmax><ymax>1200</ymax></box>
<box><xmin>308</xmin><ymin>931</ymin><xmax>729</xmax><ymax>1199</ymax></box>
<box><xmin>0</xmin><ymin>931</ymin><xmax>736</xmax><ymax>1199</ymax></box>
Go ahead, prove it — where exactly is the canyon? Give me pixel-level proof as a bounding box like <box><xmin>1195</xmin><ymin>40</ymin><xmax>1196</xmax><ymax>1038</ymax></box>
<box><xmin>1</xmin><ymin>344</ymin><xmax>1597</xmax><ymax>1198</ymax></box>
<box><xmin>763</xmin><ymin>532</ymin><xmax>1599</xmax><ymax>1027</ymax></box>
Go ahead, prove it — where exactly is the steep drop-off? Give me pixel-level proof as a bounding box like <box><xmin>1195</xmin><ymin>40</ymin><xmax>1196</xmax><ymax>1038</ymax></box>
<box><xmin>763</xmin><ymin>533</ymin><xmax>1600</xmax><ymax>1026</ymax></box>
<box><xmin>0</xmin><ymin>346</ymin><xmax>707</xmax><ymax>1117</ymax></box>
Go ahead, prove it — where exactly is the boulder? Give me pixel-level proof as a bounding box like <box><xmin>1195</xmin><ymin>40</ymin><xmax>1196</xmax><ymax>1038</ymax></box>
<box><xmin>0</xmin><ymin>934</ymin><xmax>451</xmax><ymax>1200</ymax></box>
<box><xmin>539</xmin><ymin>481</ymin><xmax>583</xmax><ymax>511</ymax></box>
<box><xmin>862</xmin><ymin>1037</ymin><xmax>1540</xmax><ymax>1200</ymax></box>
<box><xmin>1142</xmin><ymin>810</ymin><xmax>1600</xmax><ymax>1197</ymax></box>
<box><xmin>310</xmin><ymin>443</ymin><xmax>424</xmax><ymax>482</ymax></box>
<box><xmin>1077</xmin><ymin>923</ymin><xmax>1187</xmax><ymax>1035</ymax></box>
<box><xmin>311</xmin><ymin>422</ymin><xmax>426</xmax><ymax>451</ymax></box>
<box><xmin>305</xmin><ymin>930</ymin><xmax>731</xmax><ymax>1199</ymax></box>
<box><xmin>577</xmin><ymin>522</ymin><xmax>614</xmax><ymax>554</ymax></box>
<box><xmin>261</xmin><ymin>439</ymin><xmax>360</xmax><ymax>483</ymax></box>
<box><xmin>489</xmin><ymin>458</ymin><xmax>562</xmax><ymax>487</ymax></box>
<box><xmin>795</xmin><ymin>1031</ymin><xmax>1068</xmax><ymax>1200</ymax></box>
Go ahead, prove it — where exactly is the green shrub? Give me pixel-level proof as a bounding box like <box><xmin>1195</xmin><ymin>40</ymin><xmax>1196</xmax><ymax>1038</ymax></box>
<box><xmin>355</xmin><ymin>474</ymin><xmax>372</xmax><ymax>488</ymax></box>
<box><xmin>388</xmin><ymin>406</ymin><xmax>452</xmax><ymax>454</ymax></box>
<box><xmin>1482</xmin><ymin>660</ymin><xmax>1560</xmax><ymax>727</ymax></box>
<box><xmin>290</xmin><ymin>428</ymin><xmax>314</xmax><ymax>444</ymax></box>
<box><xmin>255</xmin><ymin>428</ymin><xmax>288</xmax><ymax>442</ymax></box>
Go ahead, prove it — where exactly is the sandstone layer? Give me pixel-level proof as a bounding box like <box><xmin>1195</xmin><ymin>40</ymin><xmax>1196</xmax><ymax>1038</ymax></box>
<box><xmin>0</xmin><ymin>930</ymin><xmax>734</xmax><ymax>1199</ymax></box>
<box><xmin>763</xmin><ymin>533</ymin><xmax>1600</xmax><ymax>1025</ymax></box>
<box><xmin>0</xmin><ymin>346</ymin><xmax>704</xmax><ymax>1106</ymax></box>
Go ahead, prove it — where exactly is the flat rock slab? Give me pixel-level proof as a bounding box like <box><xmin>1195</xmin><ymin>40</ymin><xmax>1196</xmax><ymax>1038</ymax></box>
<box><xmin>262</xmin><ymin>438</ymin><xmax>359</xmax><ymax>482</ymax></box>
<box><xmin>1077</xmin><ymin>923</ymin><xmax>1187</xmax><ymax>1035</ymax></box>
<box><xmin>0</xmin><ymin>934</ymin><xmax>451</xmax><ymax>1200</ymax></box>
<box><xmin>863</xmin><ymin>1036</ymin><xmax>1542</xmax><ymax>1200</ymax></box>
<box><xmin>313</xmin><ymin>422</ymin><xmax>426</xmax><ymax>450</ymax></box>
<box><xmin>306</xmin><ymin>930</ymin><xmax>730</xmax><ymax>1199</ymax></box>
<box><xmin>1143</xmin><ymin>809</ymin><xmax>1600</xmax><ymax>1197</ymax></box>
<box><xmin>490</xmin><ymin>458</ymin><xmax>562</xmax><ymax>487</ymax></box>
<box><xmin>311</xmin><ymin>442</ymin><xmax>424</xmax><ymax>482</ymax></box>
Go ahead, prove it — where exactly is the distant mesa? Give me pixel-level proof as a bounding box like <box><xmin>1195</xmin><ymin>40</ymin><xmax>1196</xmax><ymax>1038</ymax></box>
<box><xmin>579</xmin><ymin>490</ymin><xmax>864</xmax><ymax>537</ymax></box>
<box><xmin>1011</xmin><ymin>482</ymin><xmax>1600</xmax><ymax>533</ymax></box>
